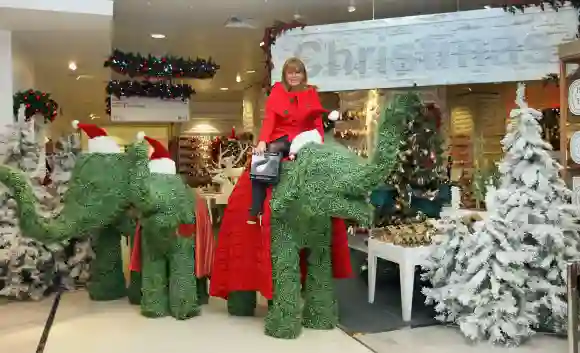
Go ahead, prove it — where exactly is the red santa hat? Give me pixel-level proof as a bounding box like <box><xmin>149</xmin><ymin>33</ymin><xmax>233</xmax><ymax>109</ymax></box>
<box><xmin>136</xmin><ymin>132</ymin><xmax>176</xmax><ymax>175</ymax></box>
<box><xmin>72</xmin><ymin>120</ymin><xmax>121</xmax><ymax>153</ymax></box>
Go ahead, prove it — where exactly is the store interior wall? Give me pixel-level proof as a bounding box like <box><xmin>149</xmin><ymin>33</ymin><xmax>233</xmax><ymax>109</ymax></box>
<box><xmin>12</xmin><ymin>40</ymin><xmax>35</xmax><ymax>93</ymax></box>
<box><xmin>182</xmin><ymin>90</ymin><xmax>244</xmax><ymax>135</ymax></box>
<box><xmin>0</xmin><ymin>30</ymin><xmax>15</xmax><ymax>125</ymax></box>
<box><xmin>448</xmin><ymin>81</ymin><xmax>560</xmax><ymax>174</ymax></box>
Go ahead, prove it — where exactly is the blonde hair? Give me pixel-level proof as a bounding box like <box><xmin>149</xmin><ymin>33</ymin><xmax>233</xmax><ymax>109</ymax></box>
<box><xmin>281</xmin><ymin>57</ymin><xmax>308</xmax><ymax>91</ymax></box>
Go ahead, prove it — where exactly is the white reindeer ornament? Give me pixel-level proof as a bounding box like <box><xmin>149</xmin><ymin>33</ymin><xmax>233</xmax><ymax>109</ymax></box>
<box><xmin>211</xmin><ymin>141</ymin><xmax>251</xmax><ymax>204</ymax></box>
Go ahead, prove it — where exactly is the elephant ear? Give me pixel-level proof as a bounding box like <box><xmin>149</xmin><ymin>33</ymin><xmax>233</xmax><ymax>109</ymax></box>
<box><xmin>125</xmin><ymin>141</ymin><xmax>153</xmax><ymax>211</ymax></box>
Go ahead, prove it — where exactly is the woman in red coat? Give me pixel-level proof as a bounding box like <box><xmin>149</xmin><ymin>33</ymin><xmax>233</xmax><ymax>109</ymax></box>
<box><xmin>210</xmin><ymin>57</ymin><xmax>352</xmax><ymax>304</ymax></box>
<box><xmin>248</xmin><ymin>58</ymin><xmax>326</xmax><ymax>224</ymax></box>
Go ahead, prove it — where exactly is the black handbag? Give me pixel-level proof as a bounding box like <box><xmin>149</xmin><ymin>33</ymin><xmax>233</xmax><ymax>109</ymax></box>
<box><xmin>249</xmin><ymin>151</ymin><xmax>283</xmax><ymax>184</ymax></box>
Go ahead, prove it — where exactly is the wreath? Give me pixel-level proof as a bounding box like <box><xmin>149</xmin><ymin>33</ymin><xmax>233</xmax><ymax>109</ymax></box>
<box><xmin>13</xmin><ymin>89</ymin><xmax>58</xmax><ymax>123</ymax></box>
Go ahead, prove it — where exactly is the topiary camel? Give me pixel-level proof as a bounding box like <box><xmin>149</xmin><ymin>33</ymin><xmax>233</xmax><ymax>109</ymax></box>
<box><xmin>215</xmin><ymin>92</ymin><xmax>409</xmax><ymax>339</ymax></box>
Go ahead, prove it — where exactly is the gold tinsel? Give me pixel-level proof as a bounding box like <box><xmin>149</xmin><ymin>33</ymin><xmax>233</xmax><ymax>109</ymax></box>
<box><xmin>371</xmin><ymin>220</ymin><xmax>434</xmax><ymax>247</ymax></box>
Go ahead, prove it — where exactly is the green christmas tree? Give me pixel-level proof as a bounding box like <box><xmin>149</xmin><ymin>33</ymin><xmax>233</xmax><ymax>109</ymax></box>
<box><xmin>379</xmin><ymin>92</ymin><xmax>445</xmax><ymax>225</ymax></box>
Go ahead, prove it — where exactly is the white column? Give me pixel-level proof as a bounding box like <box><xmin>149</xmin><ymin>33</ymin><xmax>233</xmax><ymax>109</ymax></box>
<box><xmin>0</xmin><ymin>30</ymin><xmax>13</xmax><ymax>127</ymax></box>
<box><xmin>253</xmin><ymin>92</ymin><xmax>266</xmax><ymax>142</ymax></box>
<box><xmin>242</xmin><ymin>89</ymin><xmax>256</xmax><ymax>133</ymax></box>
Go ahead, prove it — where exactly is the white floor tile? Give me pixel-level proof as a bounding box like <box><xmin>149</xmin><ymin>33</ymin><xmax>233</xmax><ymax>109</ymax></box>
<box><xmin>358</xmin><ymin>326</ymin><xmax>569</xmax><ymax>353</ymax></box>
<box><xmin>0</xmin><ymin>291</ymin><xmax>372</xmax><ymax>353</ymax></box>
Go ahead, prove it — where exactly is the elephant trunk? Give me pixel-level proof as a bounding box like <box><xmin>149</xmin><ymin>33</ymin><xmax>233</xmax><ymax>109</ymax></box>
<box><xmin>367</xmin><ymin>93</ymin><xmax>412</xmax><ymax>187</ymax></box>
<box><xmin>0</xmin><ymin>165</ymin><xmax>71</xmax><ymax>242</ymax></box>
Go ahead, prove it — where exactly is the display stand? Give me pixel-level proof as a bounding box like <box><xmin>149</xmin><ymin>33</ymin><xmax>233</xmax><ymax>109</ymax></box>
<box><xmin>557</xmin><ymin>40</ymin><xmax>580</xmax><ymax>182</ymax></box>
<box><xmin>367</xmin><ymin>238</ymin><xmax>433</xmax><ymax>322</ymax></box>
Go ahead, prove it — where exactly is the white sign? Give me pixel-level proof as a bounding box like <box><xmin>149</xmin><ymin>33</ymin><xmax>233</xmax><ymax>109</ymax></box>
<box><xmin>272</xmin><ymin>8</ymin><xmax>577</xmax><ymax>92</ymax></box>
<box><xmin>569</xmin><ymin>79</ymin><xmax>580</xmax><ymax>115</ymax></box>
<box><xmin>570</xmin><ymin>131</ymin><xmax>580</xmax><ymax>164</ymax></box>
<box><xmin>573</xmin><ymin>177</ymin><xmax>580</xmax><ymax>209</ymax></box>
<box><xmin>110</xmin><ymin>96</ymin><xmax>189</xmax><ymax>123</ymax></box>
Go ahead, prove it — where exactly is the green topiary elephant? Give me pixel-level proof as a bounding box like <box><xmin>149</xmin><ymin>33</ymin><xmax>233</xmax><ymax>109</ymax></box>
<box><xmin>0</xmin><ymin>141</ymin><xmax>146</xmax><ymax>301</ymax></box>
<box><xmin>215</xmin><ymin>92</ymin><xmax>408</xmax><ymax>339</ymax></box>
<box><xmin>126</xmin><ymin>133</ymin><xmax>202</xmax><ymax>319</ymax></box>
<box><xmin>0</xmin><ymin>123</ymin><xmax>203</xmax><ymax>320</ymax></box>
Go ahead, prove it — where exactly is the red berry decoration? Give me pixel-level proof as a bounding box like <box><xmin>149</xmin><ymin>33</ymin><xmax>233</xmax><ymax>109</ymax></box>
<box><xmin>13</xmin><ymin>89</ymin><xmax>58</xmax><ymax>123</ymax></box>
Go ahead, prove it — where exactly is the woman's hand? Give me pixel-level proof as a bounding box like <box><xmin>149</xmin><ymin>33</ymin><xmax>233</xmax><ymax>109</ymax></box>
<box><xmin>254</xmin><ymin>141</ymin><xmax>267</xmax><ymax>154</ymax></box>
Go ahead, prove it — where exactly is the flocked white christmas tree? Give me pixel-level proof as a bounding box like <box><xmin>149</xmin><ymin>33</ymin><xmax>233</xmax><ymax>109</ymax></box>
<box><xmin>47</xmin><ymin>136</ymin><xmax>94</xmax><ymax>288</ymax></box>
<box><xmin>423</xmin><ymin>83</ymin><xmax>580</xmax><ymax>346</ymax></box>
<box><xmin>0</xmin><ymin>117</ymin><xmax>92</xmax><ymax>300</ymax></box>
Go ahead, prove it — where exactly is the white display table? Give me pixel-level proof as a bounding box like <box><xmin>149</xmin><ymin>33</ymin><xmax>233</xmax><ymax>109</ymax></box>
<box><xmin>440</xmin><ymin>207</ymin><xmax>487</xmax><ymax>219</ymax></box>
<box><xmin>367</xmin><ymin>238</ymin><xmax>434</xmax><ymax>322</ymax></box>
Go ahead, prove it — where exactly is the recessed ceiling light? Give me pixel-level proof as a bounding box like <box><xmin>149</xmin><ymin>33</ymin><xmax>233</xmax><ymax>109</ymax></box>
<box><xmin>246</xmin><ymin>70</ymin><xmax>256</xmax><ymax>74</ymax></box>
<box><xmin>151</xmin><ymin>33</ymin><xmax>166</xmax><ymax>39</ymax></box>
<box><xmin>68</xmin><ymin>61</ymin><xmax>77</xmax><ymax>71</ymax></box>
<box><xmin>348</xmin><ymin>0</ymin><xmax>356</xmax><ymax>12</ymax></box>
<box><xmin>220</xmin><ymin>87</ymin><xmax>229</xmax><ymax>91</ymax></box>
<box><xmin>236</xmin><ymin>73</ymin><xmax>242</xmax><ymax>83</ymax></box>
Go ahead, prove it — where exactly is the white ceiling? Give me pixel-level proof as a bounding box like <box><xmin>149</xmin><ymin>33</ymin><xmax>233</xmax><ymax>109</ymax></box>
<box><xmin>10</xmin><ymin>0</ymin><xmax>500</xmax><ymax>128</ymax></box>
<box><xmin>112</xmin><ymin>0</ymin><xmax>495</xmax><ymax>93</ymax></box>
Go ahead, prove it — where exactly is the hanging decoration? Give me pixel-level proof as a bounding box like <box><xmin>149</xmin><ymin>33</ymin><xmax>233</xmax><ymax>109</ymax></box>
<box><xmin>541</xmin><ymin>107</ymin><xmax>560</xmax><ymax>149</ymax></box>
<box><xmin>13</xmin><ymin>89</ymin><xmax>59</xmax><ymax>123</ymax></box>
<box><xmin>334</xmin><ymin>129</ymin><xmax>364</xmax><ymax>140</ymax></box>
<box><xmin>228</xmin><ymin>127</ymin><xmax>238</xmax><ymax>140</ymax></box>
<box><xmin>105</xmin><ymin>97</ymin><xmax>111</xmax><ymax>116</ymax></box>
<box><xmin>261</xmin><ymin>20</ymin><xmax>306</xmax><ymax>93</ymax></box>
<box><xmin>104</xmin><ymin>49</ymin><xmax>220</xmax><ymax>79</ymax></box>
<box><xmin>542</xmin><ymin>73</ymin><xmax>559</xmax><ymax>87</ymax></box>
<box><xmin>179</xmin><ymin>135</ymin><xmax>214</xmax><ymax>187</ymax></box>
<box><xmin>497</xmin><ymin>1</ymin><xmax>580</xmax><ymax>37</ymax></box>
<box><xmin>498</xmin><ymin>1</ymin><xmax>580</xmax><ymax>13</ymax></box>
<box><xmin>106</xmin><ymin>80</ymin><xmax>195</xmax><ymax>101</ymax></box>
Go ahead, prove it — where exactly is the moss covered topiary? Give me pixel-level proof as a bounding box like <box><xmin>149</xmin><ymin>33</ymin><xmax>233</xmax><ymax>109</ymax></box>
<box><xmin>0</xmin><ymin>139</ymin><xmax>204</xmax><ymax>318</ymax></box>
<box><xmin>0</xmin><ymin>142</ymin><xmax>152</xmax><ymax>301</ymax></box>
<box><xmin>137</xmin><ymin>173</ymin><xmax>200</xmax><ymax>319</ymax></box>
<box><xmin>230</xmin><ymin>92</ymin><xmax>407</xmax><ymax>339</ymax></box>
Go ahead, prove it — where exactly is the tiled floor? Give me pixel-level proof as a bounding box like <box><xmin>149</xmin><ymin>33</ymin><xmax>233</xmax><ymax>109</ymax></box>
<box><xmin>358</xmin><ymin>326</ymin><xmax>569</xmax><ymax>353</ymax></box>
<box><xmin>0</xmin><ymin>291</ymin><xmax>572</xmax><ymax>353</ymax></box>
<box><xmin>0</xmin><ymin>291</ymin><xmax>372</xmax><ymax>353</ymax></box>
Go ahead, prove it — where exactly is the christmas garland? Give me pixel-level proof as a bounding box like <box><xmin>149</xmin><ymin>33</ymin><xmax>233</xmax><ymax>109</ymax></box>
<box><xmin>104</xmin><ymin>49</ymin><xmax>220</xmax><ymax>79</ymax></box>
<box><xmin>13</xmin><ymin>90</ymin><xmax>58</xmax><ymax>123</ymax></box>
<box><xmin>498</xmin><ymin>1</ymin><xmax>580</xmax><ymax>13</ymax></box>
<box><xmin>106</xmin><ymin>80</ymin><xmax>195</xmax><ymax>101</ymax></box>
<box><xmin>261</xmin><ymin>20</ymin><xmax>306</xmax><ymax>93</ymax></box>
<box><xmin>542</xmin><ymin>73</ymin><xmax>559</xmax><ymax>86</ymax></box>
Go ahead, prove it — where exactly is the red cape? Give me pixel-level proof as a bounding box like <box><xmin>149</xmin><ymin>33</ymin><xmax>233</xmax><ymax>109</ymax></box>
<box><xmin>129</xmin><ymin>195</ymin><xmax>214</xmax><ymax>277</ymax></box>
<box><xmin>210</xmin><ymin>170</ymin><xmax>352</xmax><ymax>300</ymax></box>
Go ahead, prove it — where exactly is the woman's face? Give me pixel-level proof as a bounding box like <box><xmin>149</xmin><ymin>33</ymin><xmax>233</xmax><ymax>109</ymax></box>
<box><xmin>285</xmin><ymin>67</ymin><xmax>304</xmax><ymax>87</ymax></box>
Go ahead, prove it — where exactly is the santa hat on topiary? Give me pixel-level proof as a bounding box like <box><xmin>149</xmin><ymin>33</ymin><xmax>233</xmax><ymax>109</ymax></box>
<box><xmin>136</xmin><ymin>132</ymin><xmax>176</xmax><ymax>175</ymax></box>
<box><xmin>72</xmin><ymin>120</ymin><xmax>121</xmax><ymax>153</ymax></box>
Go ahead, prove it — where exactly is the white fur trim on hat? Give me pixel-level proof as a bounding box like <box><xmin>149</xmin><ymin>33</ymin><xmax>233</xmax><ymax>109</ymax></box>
<box><xmin>328</xmin><ymin>110</ymin><xmax>340</xmax><ymax>121</ymax></box>
<box><xmin>290</xmin><ymin>129</ymin><xmax>323</xmax><ymax>155</ymax></box>
<box><xmin>148</xmin><ymin>158</ymin><xmax>176</xmax><ymax>175</ymax></box>
<box><xmin>72</xmin><ymin>120</ymin><xmax>80</xmax><ymax>129</ymax></box>
<box><xmin>88</xmin><ymin>136</ymin><xmax>122</xmax><ymax>154</ymax></box>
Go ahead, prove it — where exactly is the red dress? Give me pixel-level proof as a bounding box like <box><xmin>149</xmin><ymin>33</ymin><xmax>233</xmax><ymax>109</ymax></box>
<box><xmin>210</xmin><ymin>83</ymin><xmax>353</xmax><ymax>300</ymax></box>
